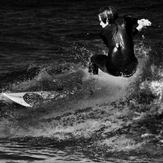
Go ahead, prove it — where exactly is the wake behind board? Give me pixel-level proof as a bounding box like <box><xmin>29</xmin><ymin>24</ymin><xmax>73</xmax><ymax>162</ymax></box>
<box><xmin>0</xmin><ymin>91</ymin><xmax>67</xmax><ymax>107</ymax></box>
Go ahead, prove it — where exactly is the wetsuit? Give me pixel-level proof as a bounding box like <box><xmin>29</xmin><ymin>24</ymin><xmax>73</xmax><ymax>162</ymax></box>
<box><xmin>90</xmin><ymin>15</ymin><xmax>139</xmax><ymax>77</ymax></box>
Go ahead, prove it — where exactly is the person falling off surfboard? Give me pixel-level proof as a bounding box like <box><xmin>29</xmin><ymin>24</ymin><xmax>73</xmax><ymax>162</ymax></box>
<box><xmin>89</xmin><ymin>6</ymin><xmax>151</xmax><ymax>77</ymax></box>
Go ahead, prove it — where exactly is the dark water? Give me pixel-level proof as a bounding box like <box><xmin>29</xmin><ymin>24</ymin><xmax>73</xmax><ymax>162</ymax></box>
<box><xmin>0</xmin><ymin>0</ymin><xmax>163</xmax><ymax>162</ymax></box>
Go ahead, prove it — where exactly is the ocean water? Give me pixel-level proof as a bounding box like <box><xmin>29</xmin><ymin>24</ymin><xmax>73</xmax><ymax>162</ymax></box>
<box><xmin>0</xmin><ymin>0</ymin><xmax>163</xmax><ymax>162</ymax></box>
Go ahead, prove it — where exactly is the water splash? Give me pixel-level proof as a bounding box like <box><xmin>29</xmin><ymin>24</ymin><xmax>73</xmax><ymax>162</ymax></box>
<box><xmin>1</xmin><ymin>41</ymin><xmax>163</xmax><ymax>163</ymax></box>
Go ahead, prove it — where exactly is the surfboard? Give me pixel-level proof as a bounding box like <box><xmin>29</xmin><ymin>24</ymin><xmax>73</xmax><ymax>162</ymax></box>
<box><xmin>0</xmin><ymin>91</ymin><xmax>66</xmax><ymax>107</ymax></box>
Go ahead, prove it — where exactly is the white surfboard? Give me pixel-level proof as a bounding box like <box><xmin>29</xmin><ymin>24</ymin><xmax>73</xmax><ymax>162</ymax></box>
<box><xmin>2</xmin><ymin>92</ymin><xmax>32</xmax><ymax>107</ymax></box>
<box><xmin>0</xmin><ymin>91</ymin><xmax>66</xmax><ymax>107</ymax></box>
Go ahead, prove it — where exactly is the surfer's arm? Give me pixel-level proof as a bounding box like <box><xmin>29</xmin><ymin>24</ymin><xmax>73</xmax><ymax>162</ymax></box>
<box><xmin>136</xmin><ymin>19</ymin><xmax>152</xmax><ymax>31</ymax></box>
<box><xmin>133</xmin><ymin>19</ymin><xmax>152</xmax><ymax>37</ymax></box>
<box><xmin>124</xmin><ymin>15</ymin><xmax>151</xmax><ymax>36</ymax></box>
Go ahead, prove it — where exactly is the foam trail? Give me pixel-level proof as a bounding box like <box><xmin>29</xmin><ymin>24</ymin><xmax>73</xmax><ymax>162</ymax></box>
<box><xmin>82</xmin><ymin>68</ymin><xmax>131</xmax><ymax>91</ymax></box>
<box><xmin>70</xmin><ymin>68</ymin><xmax>132</xmax><ymax>110</ymax></box>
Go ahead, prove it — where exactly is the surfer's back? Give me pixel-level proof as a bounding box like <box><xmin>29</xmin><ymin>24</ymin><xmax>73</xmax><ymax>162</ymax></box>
<box><xmin>101</xmin><ymin>15</ymin><xmax>137</xmax><ymax>63</ymax></box>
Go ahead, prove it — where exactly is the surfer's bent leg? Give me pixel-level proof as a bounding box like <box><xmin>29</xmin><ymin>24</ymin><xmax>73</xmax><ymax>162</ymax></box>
<box><xmin>89</xmin><ymin>55</ymin><xmax>108</xmax><ymax>74</ymax></box>
<box><xmin>89</xmin><ymin>53</ymin><xmax>137</xmax><ymax>77</ymax></box>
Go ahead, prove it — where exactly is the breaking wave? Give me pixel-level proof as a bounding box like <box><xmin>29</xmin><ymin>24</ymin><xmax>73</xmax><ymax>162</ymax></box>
<box><xmin>1</xmin><ymin>41</ymin><xmax>163</xmax><ymax>162</ymax></box>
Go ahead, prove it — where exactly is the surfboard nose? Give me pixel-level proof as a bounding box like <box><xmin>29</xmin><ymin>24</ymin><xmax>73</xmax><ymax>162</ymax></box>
<box><xmin>2</xmin><ymin>93</ymin><xmax>32</xmax><ymax>107</ymax></box>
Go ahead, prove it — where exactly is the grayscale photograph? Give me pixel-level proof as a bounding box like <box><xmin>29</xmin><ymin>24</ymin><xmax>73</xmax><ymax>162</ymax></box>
<box><xmin>0</xmin><ymin>0</ymin><xmax>162</xmax><ymax>162</ymax></box>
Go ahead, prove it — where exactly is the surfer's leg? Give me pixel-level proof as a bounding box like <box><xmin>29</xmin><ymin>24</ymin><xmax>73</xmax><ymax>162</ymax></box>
<box><xmin>89</xmin><ymin>55</ymin><xmax>108</xmax><ymax>74</ymax></box>
<box><xmin>89</xmin><ymin>54</ymin><xmax>123</xmax><ymax>76</ymax></box>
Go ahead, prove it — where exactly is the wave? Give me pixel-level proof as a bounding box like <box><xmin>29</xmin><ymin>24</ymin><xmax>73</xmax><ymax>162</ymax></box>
<box><xmin>1</xmin><ymin>41</ymin><xmax>163</xmax><ymax>162</ymax></box>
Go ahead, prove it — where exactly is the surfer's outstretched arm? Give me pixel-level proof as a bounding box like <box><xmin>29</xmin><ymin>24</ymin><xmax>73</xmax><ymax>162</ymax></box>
<box><xmin>124</xmin><ymin>15</ymin><xmax>152</xmax><ymax>36</ymax></box>
<box><xmin>136</xmin><ymin>19</ymin><xmax>152</xmax><ymax>31</ymax></box>
<box><xmin>133</xmin><ymin>18</ymin><xmax>152</xmax><ymax>37</ymax></box>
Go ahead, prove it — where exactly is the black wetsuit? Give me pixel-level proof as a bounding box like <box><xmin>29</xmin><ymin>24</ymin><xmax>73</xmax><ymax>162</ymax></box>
<box><xmin>90</xmin><ymin>15</ymin><xmax>139</xmax><ymax>77</ymax></box>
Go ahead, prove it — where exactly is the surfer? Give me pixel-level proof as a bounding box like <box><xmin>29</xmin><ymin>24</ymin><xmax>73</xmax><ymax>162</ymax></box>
<box><xmin>89</xmin><ymin>6</ymin><xmax>151</xmax><ymax>77</ymax></box>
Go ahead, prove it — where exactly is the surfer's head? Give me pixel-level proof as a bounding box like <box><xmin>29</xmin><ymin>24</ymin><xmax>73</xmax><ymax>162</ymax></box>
<box><xmin>98</xmin><ymin>6</ymin><xmax>118</xmax><ymax>28</ymax></box>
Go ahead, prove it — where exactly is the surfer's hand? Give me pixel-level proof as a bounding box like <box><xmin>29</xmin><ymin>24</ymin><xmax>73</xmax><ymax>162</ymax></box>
<box><xmin>137</xmin><ymin>19</ymin><xmax>152</xmax><ymax>31</ymax></box>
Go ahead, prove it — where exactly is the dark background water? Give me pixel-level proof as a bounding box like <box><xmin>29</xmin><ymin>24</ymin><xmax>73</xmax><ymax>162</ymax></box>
<box><xmin>0</xmin><ymin>0</ymin><xmax>162</xmax><ymax>76</ymax></box>
<box><xmin>0</xmin><ymin>0</ymin><xmax>163</xmax><ymax>163</ymax></box>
